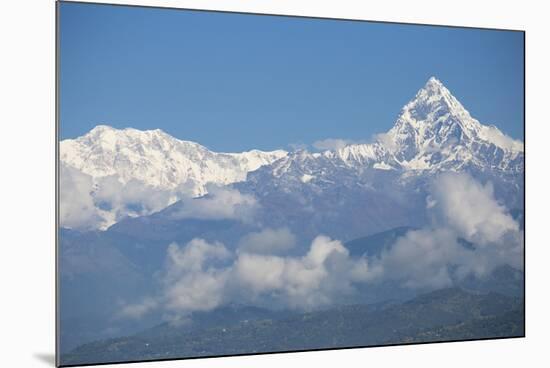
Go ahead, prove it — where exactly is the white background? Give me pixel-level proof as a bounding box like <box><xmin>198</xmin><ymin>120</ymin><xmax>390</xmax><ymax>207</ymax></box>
<box><xmin>0</xmin><ymin>0</ymin><xmax>548</xmax><ymax>367</ymax></box>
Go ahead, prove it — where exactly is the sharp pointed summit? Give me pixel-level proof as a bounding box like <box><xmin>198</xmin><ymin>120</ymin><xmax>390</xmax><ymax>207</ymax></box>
<box><xmin>252</xmin><ymin>77</ymin><xmax>523</xmax><ymax>190</ymax></box>
<box><xmin>423</xmin><ymin>76</ymin><xmax>445</xmax><ymax>91</ymax></box>
<box><xmin>400</xmin><ymin>77</ymin><xmax>472</xmax><ymax>124</ymax></box>
<box><xmin>380</xmin><ymin>76</ymin><xmax>524</xmax><ymax>164</ymax></box>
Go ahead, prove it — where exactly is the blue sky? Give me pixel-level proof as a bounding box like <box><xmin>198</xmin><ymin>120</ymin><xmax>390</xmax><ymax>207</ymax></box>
<box><xmin>59</xmin><ymin>2</ymin><xmax>524</xmax><ymax>152</ymax></box>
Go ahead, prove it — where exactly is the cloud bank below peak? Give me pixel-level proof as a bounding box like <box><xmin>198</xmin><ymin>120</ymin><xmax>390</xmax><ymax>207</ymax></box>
<box><xmin>118</xmin><ymin>172</ymin><xmax>522</xmax><ymax>320</ymax></box>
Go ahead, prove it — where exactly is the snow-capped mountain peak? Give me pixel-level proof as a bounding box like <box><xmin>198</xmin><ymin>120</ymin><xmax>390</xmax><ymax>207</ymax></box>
<box><xmin>61</xmin><ymin>125</ymin><xmax>287</xmax><ymax>195</ymax></box>
<box><xmin>251</xmin><ymin>77</ymin><xmax>523</xmax><ymax>185</ymax></box>
<box><xmin>60</xmin><ymin>126</ymin><xmax>288</xmax><ymax>229</ymax></box>
<box><xmin>401</xmin><ymin>76</ymin><xmax>474</xmax><ymax>124</ymax></box>
<box><xmin>387</xmin><ymin>77</ymin><xmax>523</xmax><ymax>156</ymax></box>
<box><xmin>375</xmin><ymin>77</ymin><xmax>523</xmax><ymax>170</ymax></box>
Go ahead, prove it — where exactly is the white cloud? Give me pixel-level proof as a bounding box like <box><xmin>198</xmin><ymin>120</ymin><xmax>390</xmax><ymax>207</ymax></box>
<box><xmin>117</xmin><ymin>298</ymin><xmax>158</xmax><ymax>320</ymax></box>
<box><xmin>96</xmin><ymin>176</ymin><xmax>175</xmax><ymax>213</ymax></box>
<box><xmin>429</xmin><ymin>173</ymin><xmax>519</xmax><ymax>245</ymax></box>
<box><xmin>313</xmin><ymin>133</ymin><xmax>400</xmax><ymax>153</ymax></box>
<box><xmin>61</xmin><ymin>168</ymin><xmax>254</xmax><ymax>231</ymax></box>
<box><xmin>165</xmin><ymin>239</ymin><xmax>231</xmax><ymax>273</ymax></box>
<box><xmin>234</xmin><ymin>235</ymin><xmax>369</xmax><ymax>309</ymax></box>
<box><xmin>171</xmin><ymin>185</ymin><xmax>259</xmax><ymax>223</ymax></box>
<box><xmin>162</xmin><ymin>239</ymin><xmax>232</xmax><ymax>315</ymax></box>
<box><xmin>374</xmin><ymin>132</ymin><xmax>398</xmax><ymax>151</ymax></box>
<box><xmin>94</xmin><ymin>175</ymin><xmax>176</xmax><ymax>223</ymax></box>
<box><xmin>164</xmin><ymin>271</ymin><xmax>229</xmax><ymax>314</ymax></box>
<box><xmin>60</xmin><ymin>167</ymin><xmax>181</xmax><ymax>230</ymax></box>
<box><xmin>288</xmin><ymin>142</ymin><xmax>309</xmax><ymax>151</ymax></box>
<box><xmin>312</xmin><ymin>138</ymin><xmax>355</xmax><ymax>151</ymax></box>
<box><xmin>478</xmin><ymin>125</ymin><xmax>524</xmax><ymax>151</ymax></box>
<box><xmin>59</xmin><ymin>165</ymin><xmax>103</xmax><ymax>230</ymax></box>
<box><xmin>371</xmin><ymin>172</ymin><xmax>524</xmax><ymax>289</ymax></box>
<box><xmin>234</xmin><ymin>253</ymin><xmax>286</xmax><ymax>293</ymax></box>
<box><xmin>238</xmin><ymin>227</ymin><xmax>296</xmax><ymax>255</ymax></box>
<box><xmin>121</xmin><ymin>235</ymin><xmax>371</xmax><ymax>319</ymax></box>
<box><xmin>117</xmin><ymin>173</ymin><xmax>523</xmax><ymax>318</ymax></box>
<box><xmin>116</xmin><ymin>239</ymin><xmax>232</xmax><ymax>320</ymax></box>
<box><xmin>371</xmin><ymin>228</ymin><xmax>466</xmax><ymax>289</ymax></box>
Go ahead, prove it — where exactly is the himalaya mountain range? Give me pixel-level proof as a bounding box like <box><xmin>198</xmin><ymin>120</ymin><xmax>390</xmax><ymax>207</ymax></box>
<box><xmin>60</xmin><ymin>77</ymin><xmax>523</xmax><ymax>231</ymax></box>
<box><xmin>58</xmin><ymin>77</ymin><xmax>524</xmax><ymax>365</ymax></box>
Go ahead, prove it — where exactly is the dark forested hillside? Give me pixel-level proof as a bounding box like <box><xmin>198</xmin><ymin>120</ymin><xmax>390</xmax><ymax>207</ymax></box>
<box><xmin>61</xmin><ymin>288</ymin><xmax>524</xmax><ymax>366</ymax></box>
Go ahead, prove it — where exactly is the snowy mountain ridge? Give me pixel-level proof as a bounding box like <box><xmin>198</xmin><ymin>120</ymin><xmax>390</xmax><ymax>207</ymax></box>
<box><xmin>60</xmin><ymin>127</ymin><xmax>287</xmax><ymax>230</ymax></box>
<box><xmin>61</xmin><ymin>125</ymin><xmax>287</xmax><ymax>197</ymax></box>
<box><xmin>266</xmin><ymin>77</ymin><xmax>523</xmax><ymax>181</ymax></box>
<box><xmin>59</xmin><ymin>77</ymin><xmax>523</xmax><ymax>230</ymax></box>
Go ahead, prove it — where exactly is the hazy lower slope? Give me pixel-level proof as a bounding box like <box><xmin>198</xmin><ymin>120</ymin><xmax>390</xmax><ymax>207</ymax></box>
<box><xmin>61</xmin><ymin>288</ymin><xmax>523</xmax><ymax>366</ymax></box>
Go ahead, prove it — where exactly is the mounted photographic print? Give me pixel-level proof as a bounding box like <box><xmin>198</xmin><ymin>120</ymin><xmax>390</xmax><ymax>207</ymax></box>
<box><xmin>56</xmin><ymin>1</ymin><xmax>525</xmax><ymax>366</ymax></box>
